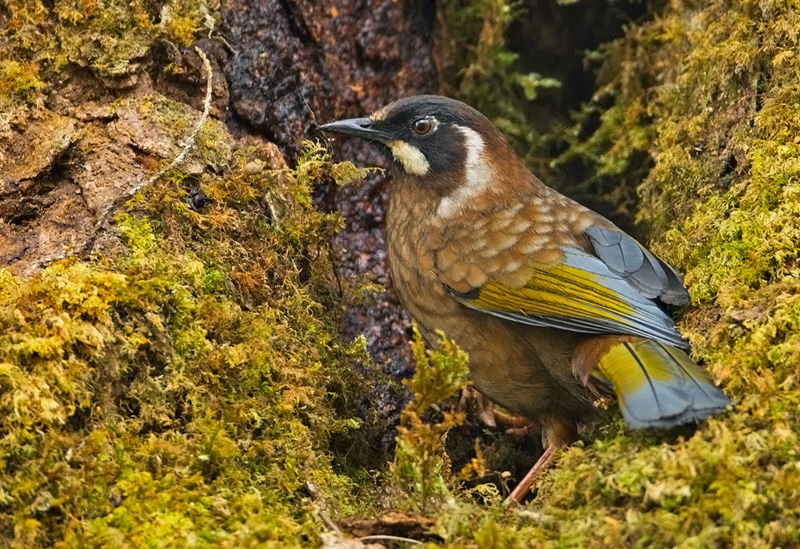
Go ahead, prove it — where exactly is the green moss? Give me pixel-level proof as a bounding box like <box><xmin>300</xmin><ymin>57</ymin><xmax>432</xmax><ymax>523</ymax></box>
<box><xmin>6</xmin><ymin>0</ymin><xmax>800</xmax><ymax>544</ymax></box>
<box><xmin>0</xmin><ymin>137</ymin><xmax>376</xmax><ymax>546</ymax></box>
<box><xmin>392</xmin><ymin>328</ymin><xmax>469</xmax><ymax>513</ymax></box>
<box><xmin>0</xmin><ymin>60</ymin><xmax>46</xmax><ymax>108</ymax></box>
<box><xmin>2</xmin><ymin>0</ymin><xmax>208</xmax><ymax>79</ymax></box>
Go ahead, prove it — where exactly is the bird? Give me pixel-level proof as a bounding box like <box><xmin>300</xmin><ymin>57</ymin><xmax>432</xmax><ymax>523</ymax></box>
<box><xmin>320</xmin><ymin>95</ymin><xmax>730</xmax><ymax>504</ymax></box>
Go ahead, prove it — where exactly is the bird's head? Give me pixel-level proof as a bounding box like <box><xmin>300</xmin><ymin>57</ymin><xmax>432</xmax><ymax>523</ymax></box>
<box><xmin>320</xmin><ymin>96</ymin><xmax>523</xmax><ymax>201</ymax></box>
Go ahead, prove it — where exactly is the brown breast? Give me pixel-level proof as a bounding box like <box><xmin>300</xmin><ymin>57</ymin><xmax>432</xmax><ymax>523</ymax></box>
<box><xmin>384</xmin><ymin>177</ymin><xmax>593</xmax><ymax>426</ymax></box>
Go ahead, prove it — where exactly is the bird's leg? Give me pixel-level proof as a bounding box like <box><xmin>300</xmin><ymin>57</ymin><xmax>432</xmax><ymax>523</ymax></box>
<box><xmin>504</xmin><ymin>442</ymin><xmax>565</xmax><ymax>506</ymax></box>
<box><xmin>492</xmin><ymin>409</ymin><xmax>534</xmax><ymax>436</ymax></box>
<box><xmin>458</xmin><ymin>386</ymin><xmax>535</xmax><ymax>435</ymax></box>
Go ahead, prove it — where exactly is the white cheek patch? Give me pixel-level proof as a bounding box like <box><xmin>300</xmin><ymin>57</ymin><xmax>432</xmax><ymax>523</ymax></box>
<box><xmin>436</xmin><ymin>125</ymin><xmax>494</xmax><ymax>218</ymax></box>
<box><xmin>388</xmin><ymin>140</ymin><xmax>430</xmax><ymax>176</ymax></box>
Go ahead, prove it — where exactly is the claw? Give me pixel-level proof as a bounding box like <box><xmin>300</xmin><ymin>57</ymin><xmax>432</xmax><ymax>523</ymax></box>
<box><xmin>458</xmin><ymin>385</ymin><xmax>497</xmax><ymax>428</ymax></box>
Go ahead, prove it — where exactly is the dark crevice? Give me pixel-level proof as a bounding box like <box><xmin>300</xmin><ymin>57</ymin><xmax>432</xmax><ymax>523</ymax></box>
<box><xmin>3</xmin><ymin>201</ymin><xmax>40</xmax><ymax>225</ymax></box>
<box><xmin>721</xmin><ymin>153</ymin><xmax>738</xmax><ymax>176</ymax></box>
<box><xmin>509</xmin><ymin>0</ymin><xmax>654</xmax><ymax>125</ymax></box>
<box><xmin>0</xmin><ymin>2</ymin><xmax>10</xmax><ymax>26</ymax></box>
<box><xmin>404</xmin><ymin>0</ymin><xmax>436</xmax><ymax>42</ymax></box>
<box><xmin>276</xmin><ymin>0</ymin><xmax>314</xmax><ymax>44</ymax></box>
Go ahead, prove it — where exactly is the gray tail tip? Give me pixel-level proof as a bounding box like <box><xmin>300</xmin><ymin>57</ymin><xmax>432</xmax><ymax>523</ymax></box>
<box><xmin>624</xmin><ymin>393</ymin><xmax>732</xmax><ymax>430</ymax></box>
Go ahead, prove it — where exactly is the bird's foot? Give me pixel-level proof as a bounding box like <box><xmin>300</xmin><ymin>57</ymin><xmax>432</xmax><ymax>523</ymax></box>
<box><xmin>458</xmin><ymin>386</ymin><xmax>534</xmax><ymax>436</ymax></box>
<box><xmin>492</xmin><ymin>409</ymin><xmax>534</xmax><ymax>437</ymax></box>
<box><xmin>503</xmin><ymin>442</ymin><xmax>565</xmax><ymax>507</ymax></box>
<box><xmin>457</xmin><ymin>385</ymin><xmax>497</xmax><ymax>428</ymax></box>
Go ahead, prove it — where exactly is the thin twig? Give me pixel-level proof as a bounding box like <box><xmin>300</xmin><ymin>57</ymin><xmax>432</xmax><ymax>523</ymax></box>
<box><xmin>98</xmin><ymin>46</ymin><xmax>213</xmax><ymax>223</ymax></box>
<box><xmin>147</xmin><ymin>46</ymin><xmax>214</xmax><ymax>185</ymax></box>
<box><xmin>304</xmin><ymin>481</ymin><xmax>342</xmax><ymax>534</ymax></box>
<box><xmin>357</xmin><ymin>535</ymin><xmax>423</xmax><ymax>545</ymax></box>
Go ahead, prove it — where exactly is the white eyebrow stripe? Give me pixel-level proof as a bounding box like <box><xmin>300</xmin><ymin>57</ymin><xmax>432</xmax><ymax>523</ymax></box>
<box><xmin>436</xmin><ymin>125</ymin><xmax>494</xmax><ymax>218</ymax></box>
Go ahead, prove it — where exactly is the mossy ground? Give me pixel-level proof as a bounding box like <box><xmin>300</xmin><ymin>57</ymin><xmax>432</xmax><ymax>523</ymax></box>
<box><xmin>0</xmin><ymin>139</ymin><xmax>379</xmax><ymax>546</ymax></box>
<box><xmin>0</xmin><ymin>1</ymin><xmax>388</xmax><ymax>545</ymax></box>
<box><xmin>4</xmin><ymin>0</ymin><xmax>800</xmax><ymax>546</ymax></box>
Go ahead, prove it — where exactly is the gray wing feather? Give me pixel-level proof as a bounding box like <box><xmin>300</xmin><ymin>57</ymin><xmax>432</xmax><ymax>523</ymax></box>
<box><xmin>452</xmin><ymin>247</ymin><xmax>690</xmax><ymax>349</ymax></box>
<box><xmin>658</xmin><ymin>260</ymin><xmax>691</xmax><ymax>305</ymax></box>
<box><xmin>586</xmin><ymin>225</ymin><xmax>689</xmax><ymax>305</ymax></box>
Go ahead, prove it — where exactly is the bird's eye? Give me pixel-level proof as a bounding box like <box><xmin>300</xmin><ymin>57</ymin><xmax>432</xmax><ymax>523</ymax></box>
<box><xmin>412</xmin><ymin>117</ymin><xmax>433</xmax><ymax>136</ymax></box>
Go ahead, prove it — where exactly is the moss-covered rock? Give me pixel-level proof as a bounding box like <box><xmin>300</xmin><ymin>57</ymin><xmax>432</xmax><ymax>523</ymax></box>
<box><xmin>0</xmin><ymin>4</ymin><xmax>385</xmax><ymax>544</ymax></box>
<box><xmin>0</xmin><ymin>140</ymin><xmax>377</xmax><ymax>546</ymax></box>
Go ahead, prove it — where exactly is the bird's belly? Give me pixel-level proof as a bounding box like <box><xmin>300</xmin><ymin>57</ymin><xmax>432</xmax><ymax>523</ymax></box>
<box><xmin>451</xmin><ymin>318</ymin><xmax>581</xmax><ymax>420</ymax></box>
<box><xmin>391</xmin><ymin>256</ymin><xmax>581</xmax><ymax>420</ymax></box>
<box><xmin>385</xmin><ymin>203</ymin><xmax>589</xmax><ymax>422</ymax></box>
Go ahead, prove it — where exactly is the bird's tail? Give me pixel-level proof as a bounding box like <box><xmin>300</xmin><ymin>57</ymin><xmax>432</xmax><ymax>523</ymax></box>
<box><xmin>583</xmin><ymin>338</ymin><xmax>730</xmax><ymax>428</ymax></box>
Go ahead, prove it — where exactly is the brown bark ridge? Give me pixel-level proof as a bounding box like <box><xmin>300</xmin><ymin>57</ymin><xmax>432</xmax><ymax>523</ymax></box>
<box><xmin>222</xmin><ymin>0</ymin><xmax>439</xmax><ymax>449</ymax></box>
<box><xmin>0</xmin><ymin>45</ymin><xmax>234</xmax><ymax>277</ymax></box>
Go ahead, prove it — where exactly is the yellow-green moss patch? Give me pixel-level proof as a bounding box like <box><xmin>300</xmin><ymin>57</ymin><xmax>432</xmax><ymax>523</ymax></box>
<box><xmin>0</xmin><ymin>142</ymin><xmax>377</xmax><ymax>547</ymax></box>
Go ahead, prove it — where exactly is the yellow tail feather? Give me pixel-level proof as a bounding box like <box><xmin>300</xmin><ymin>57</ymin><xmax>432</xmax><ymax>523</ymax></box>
<box><xmin>595</xmin><ymin>340</ymin><xmax>729</xmax><ymax>428</ymax></box>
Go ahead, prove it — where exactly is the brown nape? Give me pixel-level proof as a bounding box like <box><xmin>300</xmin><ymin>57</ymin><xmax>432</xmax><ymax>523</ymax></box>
<box><xmin>469</xmin><ymin>113</ymin><xmax>550</xmax><ymax>199</ymax></box>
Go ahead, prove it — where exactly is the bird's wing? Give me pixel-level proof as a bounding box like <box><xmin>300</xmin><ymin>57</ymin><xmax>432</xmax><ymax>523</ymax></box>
<box><xmin>436</xmin><ymin>218</ymin><xmax>690</xmax><ymax>349</ymax></box>
<box><xmin>585</xmin><ymin>225</ymin><xmax>689</xmax><ymax>306</ymax></box>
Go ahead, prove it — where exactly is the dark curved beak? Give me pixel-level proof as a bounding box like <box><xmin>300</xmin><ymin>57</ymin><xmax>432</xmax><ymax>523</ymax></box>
<box><xmin>318</xmin><ymin>117</ymin><xmax>389</xmax><ymax>143</ymax></box>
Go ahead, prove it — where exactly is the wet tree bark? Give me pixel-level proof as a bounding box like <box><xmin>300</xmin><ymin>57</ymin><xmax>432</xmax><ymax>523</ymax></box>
<box><xmin>221</xmin><ymin>0</ymin><xmax>440</xmax><ymax>449</ymax></box>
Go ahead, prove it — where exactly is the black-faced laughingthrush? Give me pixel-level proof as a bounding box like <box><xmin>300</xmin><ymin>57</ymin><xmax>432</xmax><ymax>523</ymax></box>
<box><xmin>320</xmin><ymin>95</ymin><xmax>730</xmax><ymax>503</ymax></box>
